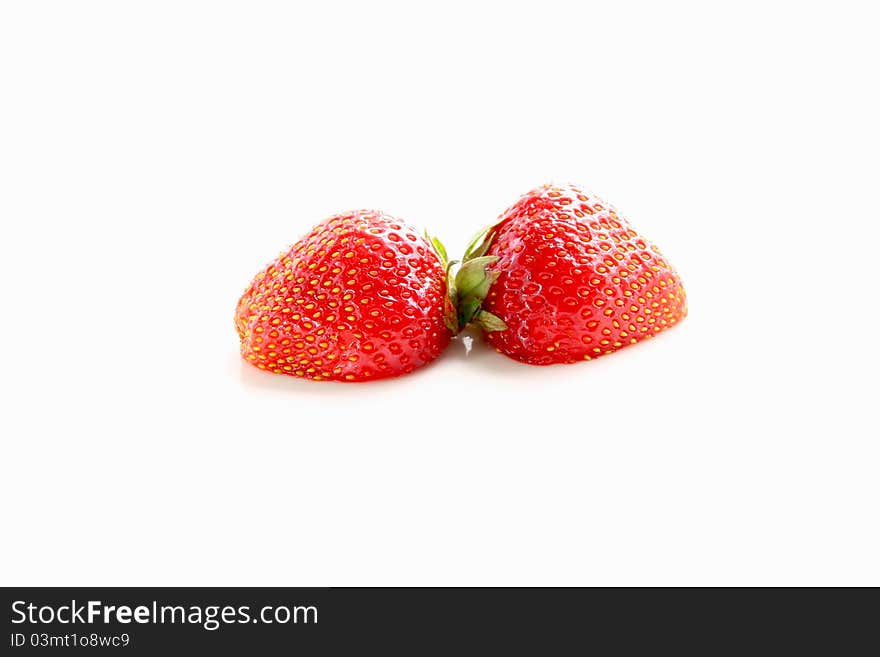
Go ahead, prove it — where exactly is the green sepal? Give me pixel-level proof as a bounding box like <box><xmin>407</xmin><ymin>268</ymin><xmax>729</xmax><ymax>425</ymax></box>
<box><xmin>425</xmin><ymin>230</ymin><xmax>460</xmax><ymax>332</ymax></box>
<box><xmin>425</xmin><ymin>230</ymin><xmax>450</xmax><ymax>268</ymax></box>
<box><xmin>442</xmin><ymin>259</ymin><xmax>460</xmax><ymax>333</ymax></box>
<box><xmin>427</xmin><ymin>223</ymin><xmax>508</xmax><ymax>335</ymax></box>
<box><xmin>473</xmin><ymin>310</ymin><xmax>508</xmax><ymax>332</ymax></box>
<box><xmin>462</xmin><ymin>225</ymin><xmax>492</xmax><ymax>261</ymax></box>
<box><xmin>443</xmin><ymin>298</ymin><xmax>459</xmax><ymax>333</ymax></box>
<box><xmin>462</xmin><ymin>217</ymin><xmax>505</xmax><ymax>262</ymax></box>
<box><xmin>454</xmin><ymin>255</ymin><xmax>501</xmax><ymax>329</ymax></box>
<box><xmin>456</xmin><ymin>256</ymin><xmax>499</xmax><ymax>296</ymax></box>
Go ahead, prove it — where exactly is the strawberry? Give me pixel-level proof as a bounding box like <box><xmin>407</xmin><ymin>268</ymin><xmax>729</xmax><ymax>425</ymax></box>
<box><xmin>455</xmin><ymin>183</ymin><xmax>687</xmax><ymax>365</ymax></box>
<box><xmin>235</xmin><ymin>210</ymin><xmax>452</xmax><ymax>381</ymax></box>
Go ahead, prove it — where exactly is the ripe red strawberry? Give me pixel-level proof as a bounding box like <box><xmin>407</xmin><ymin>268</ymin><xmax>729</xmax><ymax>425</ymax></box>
<box><xmin>235</xmin><ymin>210</ymin><xmax>452</xmax><ymax>381</ymax></box>
<box><xmin>456</xmin><ymin>183</ymin><xmax>687</xmax><ymax>365</ymax></box>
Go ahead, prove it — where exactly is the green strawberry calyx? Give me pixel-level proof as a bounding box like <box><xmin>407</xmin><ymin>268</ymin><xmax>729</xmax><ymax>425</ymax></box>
<box><xmin>426</xmin><ymin>222</ymin><xmax>508</xmax><ymax>335</ymax></box>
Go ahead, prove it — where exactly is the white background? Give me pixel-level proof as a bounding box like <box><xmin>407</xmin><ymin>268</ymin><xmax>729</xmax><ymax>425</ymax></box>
<box><xmin>1</xmin><ymin>1</ymin><xmax>878</xmax><ymax>586</ymax></box>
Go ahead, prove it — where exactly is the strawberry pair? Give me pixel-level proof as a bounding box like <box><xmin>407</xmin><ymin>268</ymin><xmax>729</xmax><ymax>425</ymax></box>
<box><xmin>235</xmin><ymin>183</ymin><xmax>687</xmax><ymax>381</ymax></box>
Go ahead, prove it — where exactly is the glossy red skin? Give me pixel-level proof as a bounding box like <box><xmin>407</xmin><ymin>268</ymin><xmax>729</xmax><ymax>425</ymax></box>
<box><xmin>235</xmin><ymin>211</ymin><xmax>450</xmax><ymax>381</ymax></box>
<box><xmin>483</xmin><ymin>184</ymin><xmax>687</xmax><ymax>365</ymax></box>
